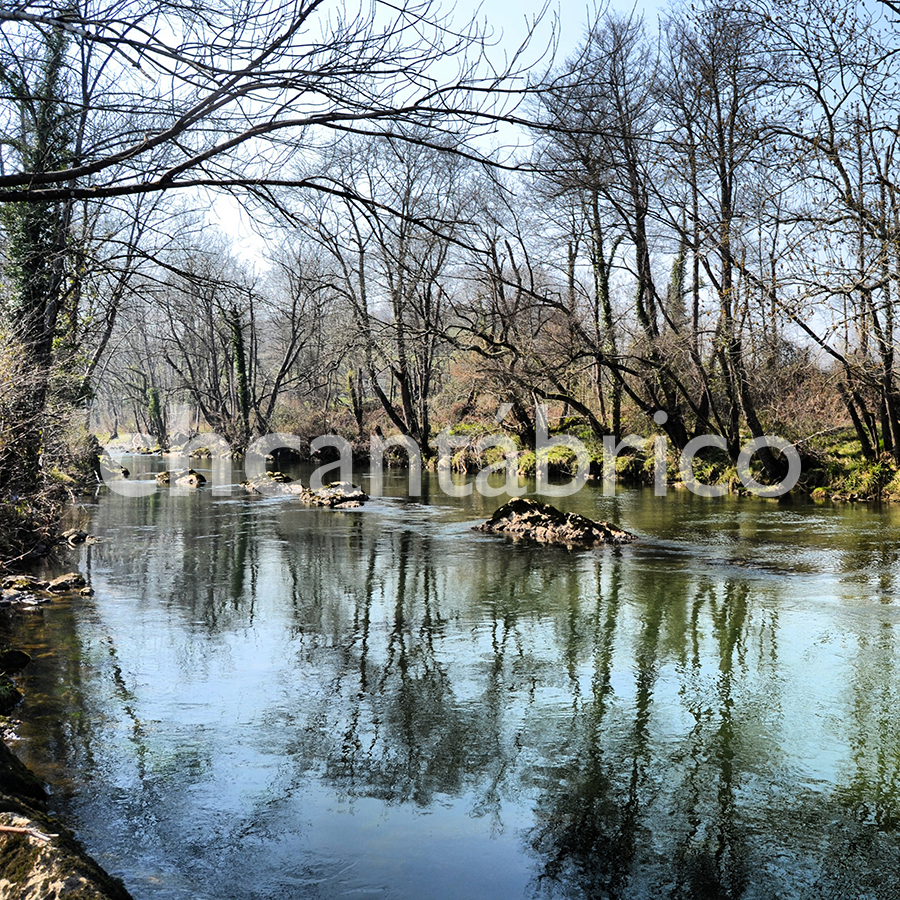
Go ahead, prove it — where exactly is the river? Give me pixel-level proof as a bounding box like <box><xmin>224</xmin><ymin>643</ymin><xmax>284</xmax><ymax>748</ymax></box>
<box><xmin>6</xmin><ymin>458</ymin><xmax>900</xmax><ymax>899</ymax></box>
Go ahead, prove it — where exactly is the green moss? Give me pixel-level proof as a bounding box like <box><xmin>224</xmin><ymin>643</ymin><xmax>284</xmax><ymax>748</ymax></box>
<box><xmin>792</xmin><ymin>429</ymin><xmax>900</xmax><ymax>499</ymax></box>
<box><xmin>614</xmin><ymin>451</ymin><xmax>647</xmax><ymax>483</ymax></box>
<box><xmin>0</xmin><ymin>832</ymin><xmax>40</xmax><ymax>884</ymax></box>
<box><xmin>518</xmin><ymin>445</ymin><xmax>585</xmax><ymax>478</ymax></box>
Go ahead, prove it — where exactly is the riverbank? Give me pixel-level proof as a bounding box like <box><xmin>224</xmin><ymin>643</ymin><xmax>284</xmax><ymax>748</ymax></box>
<box><xmin>0</xmin><ymin>573</ymin><xmax>136</xmax><ymax>899</ymax></box>
<box><xmin>0</xmin><ymin>736</ymin><xmax>134</xmax><ymax>899</ymax></box>
<box><xmin>99</xmin><ymin>425</ymin><xmax>900</xmax><ymax>502</ymax></box>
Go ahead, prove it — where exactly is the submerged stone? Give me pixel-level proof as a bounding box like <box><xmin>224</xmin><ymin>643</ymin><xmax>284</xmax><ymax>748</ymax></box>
<box><xmin>475</xmin><ymin>498</ymin><xmax>637</xmax><ymax>547</ymax></box>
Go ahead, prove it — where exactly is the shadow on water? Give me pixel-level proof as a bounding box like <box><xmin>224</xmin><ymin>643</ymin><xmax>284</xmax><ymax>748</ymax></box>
<box><xmin>9</xmin><ymin>470</ymin><xmax>900</xmax><ymax>898</ymax></box>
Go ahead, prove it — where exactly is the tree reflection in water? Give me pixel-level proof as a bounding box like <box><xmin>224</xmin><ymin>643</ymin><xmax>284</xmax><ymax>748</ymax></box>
<box><xmin>13</xmin><ymin>484</ymin><xmax>900</xmax><ymax>899</ymax></box>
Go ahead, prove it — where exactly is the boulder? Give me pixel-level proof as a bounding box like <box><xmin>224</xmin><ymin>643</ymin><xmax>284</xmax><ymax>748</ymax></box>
<box><xmin>475</xmin><ymin>498</ymin><xmax>637</xmax><ymax>547</ymax></box>
<box><xmin>0</xmin><ymin>737</ymin><xmax>137</xmax><ymax>899</ymax></box>
<box><xmin>46</xmin><ymin>573</ymin><xmax>86</xmax><ymax>593</ymax></box>
<box><xmin>176</xmin><ymin>470</ymin><xmax>206</xmax><ymax>488</ymax></box>
<box><xmin>241</xmin><ymin>475</ymin><xmax>367</xmax><ymax>507</ymax></box>
<box><xmin>0</xmin><ymin>577</ymin><xmax>48</xmax><ymax>593</ymax></box>
<box><xmin>241</xmin><ymin>471</ymin><xmax>295</xmax><ymax>494</ymax></box>
<box><xmin>297</xmin><ymin>482</ymin><xmax>368</xmax><ymax>508</ymax></box>
<box><xmin>156</xmin><ymin>469</ymin><xmax>207</xmax><ymax>488</ymax></box>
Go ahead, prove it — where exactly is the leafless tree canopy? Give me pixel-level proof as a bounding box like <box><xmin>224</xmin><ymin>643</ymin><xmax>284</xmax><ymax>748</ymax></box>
<box><xmin>0</xmin><ymin>0</ymin><xmax>541</xmax><ymax>202</ymax></box>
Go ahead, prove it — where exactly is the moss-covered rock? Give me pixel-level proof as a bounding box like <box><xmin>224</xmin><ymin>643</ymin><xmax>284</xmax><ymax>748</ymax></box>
<box><xmin>156</xmin><ymin>469</ymin><xmax>206</xmax><ymax>488</ymax></box>
<box><xmin>475</xmin><ymin>498</ymin><xmax>636</xmax><ymax>547</ymax></box>
<box><xmin>46</xmin><ymin>574</ymin><xmax>86</xmax><ymax>594</ymax></box>
<box><xmin>302</xmin><ymin>483</ymin><xmax>367</xmax><ymax>508</ymax></box>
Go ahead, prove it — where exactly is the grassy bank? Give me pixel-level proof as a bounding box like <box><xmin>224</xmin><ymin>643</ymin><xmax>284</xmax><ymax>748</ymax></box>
<box><xmin>426</xmin><ymin>423</ymin><xmax>896</xmax><ymax>501</ymax></box>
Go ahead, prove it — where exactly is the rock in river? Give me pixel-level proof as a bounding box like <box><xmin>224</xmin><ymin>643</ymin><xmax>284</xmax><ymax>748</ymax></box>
<box><xmin>242</xmin><ymin>474</ymin><xmax>368</xmax><ymax>508</ymax></box>
<box><xmin>0</xmin><ymin>577</ymin><xmax>48</xmax><ymax>593</ymax></box>
<box><xmin>46</xmin><ymin>573</ymin><xmax>87</xmax><ymax>593</ymax></box>
<box><xmin>475</xmin><ymin>498</ymin><xmax>637</xmax><ymax>547</ymax></box>
<box><xmin>156</xmin><ymin>469</ymin><xmax>207</xmax><ymax>488</ymax></box>
<box><xmin>297</xmin><ymin>482</ymin><xmax>368</xmax><ymax>508</ymax></box>
<box><xmin>241</xmin><ymin>471</ymin><xmax>295</xmax><ymax>494</ymax></box>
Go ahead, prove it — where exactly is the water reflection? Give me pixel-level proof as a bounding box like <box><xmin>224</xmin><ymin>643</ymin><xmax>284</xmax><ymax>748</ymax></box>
<box><xmin>10</xmin><ymin>474</ymin><xmax>900</xmax><ymax>898</ymax></box>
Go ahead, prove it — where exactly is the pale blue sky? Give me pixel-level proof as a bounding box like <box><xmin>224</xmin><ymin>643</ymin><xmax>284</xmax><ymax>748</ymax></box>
<box><xmin>460</xmin><ymin>0</ymin><xmax>671</xmax><ymax>62</ymax></box>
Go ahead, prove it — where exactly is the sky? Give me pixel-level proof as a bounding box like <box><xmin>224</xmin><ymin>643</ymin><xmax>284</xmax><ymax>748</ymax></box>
<box><xmin>461</xmin><ymin>0</ymin><xmax>671</xmax><ymax>58</ymax></box>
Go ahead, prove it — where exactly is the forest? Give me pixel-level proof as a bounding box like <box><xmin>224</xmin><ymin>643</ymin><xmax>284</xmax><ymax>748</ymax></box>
<box><xmin>2</xmin><ymin>0</ymin><xmax>900</xmax><ymax>561</ymax></box>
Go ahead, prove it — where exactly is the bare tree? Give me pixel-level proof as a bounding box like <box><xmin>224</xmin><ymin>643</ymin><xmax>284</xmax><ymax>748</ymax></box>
<box><xmin>738</xmin><ymin>0</ymin><xmax>900</xmax><ymax>461</ymax></box>
<box><xmin>294</xmin><ymin>132</ymin><xmax>470</xmax><ymax>454</ymax></box>
<box><xmin>658</xmin><ymin>0</ymin><xmax>789</xmax><ymax>477</ymax></box>
<box><xmin>0</xmin><ymin>0</ymin><xmax>545</xmax><ymax>497</ymax></box>
<box><xmin>0</xmin><ymin>0</ymin><xmax>541</xmax><ymax>203</ymax></box>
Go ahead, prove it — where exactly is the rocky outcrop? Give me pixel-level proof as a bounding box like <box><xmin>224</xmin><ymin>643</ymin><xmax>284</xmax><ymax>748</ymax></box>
<box><xmin>47</xmin><ymin>573</ymin><xmax>86</xmax><ymax>594</ymax></box>
<box><xmin>0</xmin><ymin>577</ymin><xmax>46</xmax><ymax>594</ymax></box>
<box><xmin>475</xmin><ymin>498</ymin><xmax>637</xmax><ymax>547</ymax></box>
<box><xmin>156</xmin><ymin>469</ymin><xmax>206</xmax><ymax>488</ymax></box>
<box><xmin>241</xmin><ymin>471</ymin><xmax>294</xmax><ymax>494</ymax></box>
<box><xmin>0</xmin><ymin>610</ymin><xmax>133</xmax><ymax>897</ymax></box>
<box><xmin>0</xmin><ymin>577</ymin><xmax>51</xmax><ymax>610</ymax></box>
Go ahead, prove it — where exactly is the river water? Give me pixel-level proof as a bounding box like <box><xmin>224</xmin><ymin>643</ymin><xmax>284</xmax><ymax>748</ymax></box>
<box><xmin>7</xmin><ymin>459</ymin><xmax>900</xmax><ymax>899</ymax></box>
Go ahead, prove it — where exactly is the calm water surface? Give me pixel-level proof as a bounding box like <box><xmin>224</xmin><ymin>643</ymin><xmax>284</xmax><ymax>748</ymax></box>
<box><xmin>8</xmin><ymin>459</ymin><xmax>900</xmax><ymax>899</ymax></box>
